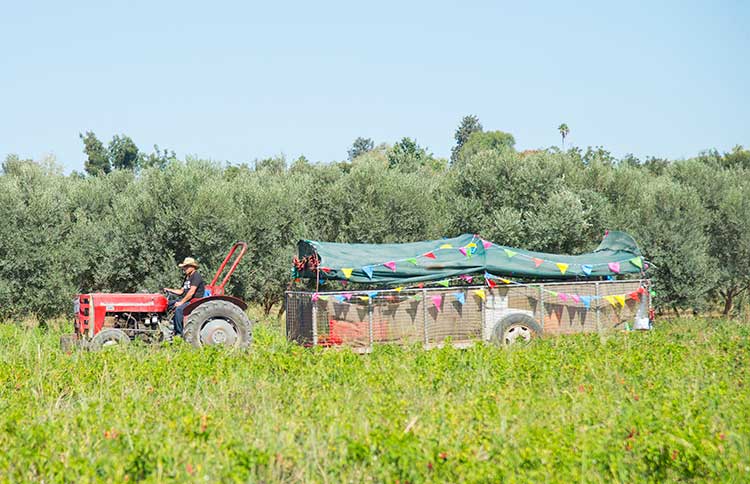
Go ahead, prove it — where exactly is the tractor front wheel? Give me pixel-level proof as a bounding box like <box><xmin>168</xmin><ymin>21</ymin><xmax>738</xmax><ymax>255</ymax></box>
<box><xmin>183</xmin><ymin>300</ymin><xmax>253</xmax><ymax>349</ymax></box>
<box><xmin>90</xmin><ymin>328</ymin><xmax>130</xmax><ymax>350</ymax></box>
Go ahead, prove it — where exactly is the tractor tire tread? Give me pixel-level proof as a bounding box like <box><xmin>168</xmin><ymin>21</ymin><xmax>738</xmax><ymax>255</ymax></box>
<box><xmin>184</xmin><ymin>300</ymin><xmax>253</xmax><ymax>349</ymax></box>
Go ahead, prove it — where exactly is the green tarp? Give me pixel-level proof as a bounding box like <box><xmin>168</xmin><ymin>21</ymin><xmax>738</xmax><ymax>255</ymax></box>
<box><xmin>297</xmin><ymin>231</ymin><xmax>645</xmax><ymax>285</ymax></box>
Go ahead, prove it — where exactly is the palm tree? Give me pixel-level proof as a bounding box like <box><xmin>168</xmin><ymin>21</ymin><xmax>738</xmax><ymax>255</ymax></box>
<box><xmin>558</xmin><ymin>123</ymin><xmax>570</xmax><ymax>149</ymax></box>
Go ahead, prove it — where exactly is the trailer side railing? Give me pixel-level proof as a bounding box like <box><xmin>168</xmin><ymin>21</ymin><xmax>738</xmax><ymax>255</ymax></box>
<box><xmin>285</xmin><ymin>279</ymin><xmax>649</xmax><ymax>351</ymax></box>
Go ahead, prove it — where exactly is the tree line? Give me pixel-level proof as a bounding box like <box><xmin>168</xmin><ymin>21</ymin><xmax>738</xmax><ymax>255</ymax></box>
<box><xmin>1</xmin><ymin>117</ymin><xmax>749</xmax><ymax>321</ymax></box>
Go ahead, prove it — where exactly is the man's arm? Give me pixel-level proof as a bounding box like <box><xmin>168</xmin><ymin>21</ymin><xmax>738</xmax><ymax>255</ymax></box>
<box><xmin>178</xmin><ymin>286</ymin><xmax>197</xmax><ymax>305</ymax></box>
<box><xmin>164</xmin><ymin>287</ymin><xmax>183</xmax><ymax>295</ymax></box>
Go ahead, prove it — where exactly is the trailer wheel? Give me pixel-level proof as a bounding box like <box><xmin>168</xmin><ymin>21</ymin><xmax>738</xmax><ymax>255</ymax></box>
<box><xmin>90</xmin><ymin>328</ymin><xmax>130</xmax><ymax>350</ymax></box>
<box><xmin>492</xmin><ymin>313</ymin><xmax>541</xmax><ymax>346</ymax></box>
<box><xmin>184</xmin><ymin>300</ymin><xmax>253</xmax><ymax>349</ymax></box>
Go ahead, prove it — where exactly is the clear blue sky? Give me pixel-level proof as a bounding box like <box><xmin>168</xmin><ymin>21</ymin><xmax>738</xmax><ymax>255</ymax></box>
<box><xmin>1</xmin><ymin>0</ymin><xmax>748</xmax><ymax>172</ymax></box>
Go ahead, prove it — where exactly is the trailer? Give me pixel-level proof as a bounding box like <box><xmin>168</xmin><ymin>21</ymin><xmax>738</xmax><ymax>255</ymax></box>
<box><xmin>286</xmin><ymin>232</ymin><xmax>652</xmax><ymax>350</ymax></box>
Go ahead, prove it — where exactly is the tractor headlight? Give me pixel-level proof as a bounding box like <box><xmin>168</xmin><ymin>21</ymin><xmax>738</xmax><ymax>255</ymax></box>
<box><xmin>73</xmin><ymin>298</ymin><xmax>80</xmax><ymax>315</ymax></box>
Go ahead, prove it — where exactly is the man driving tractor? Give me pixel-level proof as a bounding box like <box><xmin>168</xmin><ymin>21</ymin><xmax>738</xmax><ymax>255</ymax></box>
<box><xmin>164</xmin><ymin>257</ymin><xmax>206</xmax><ymax>337</ymax></box>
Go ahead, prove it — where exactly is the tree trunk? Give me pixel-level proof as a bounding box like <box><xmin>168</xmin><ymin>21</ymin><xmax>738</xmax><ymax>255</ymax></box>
<box><xmin>263</xmin><ymin>298</ymin><xmax>274</xmax><ymax>316</ymax></box>
<box><xmin>722</xmin><ymin>288</ymin><xmax>735</xmax><ymax>316</ymax></box>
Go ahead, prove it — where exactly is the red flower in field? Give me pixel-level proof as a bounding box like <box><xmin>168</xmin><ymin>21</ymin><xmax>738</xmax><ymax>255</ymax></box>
<box><xmin>577</xmin><ymin>384</ymin><xmax>586</xmax><ymax>393</ymax></box>
<box><xmin>671</xmin><ymin>450</ymin><xmax>678</xmax><ymax>461</ymax></box>
<box><xmin>633</xmin><ymin>393</ymin><xmax>640</xmax><ymax>401</ymax></box>
<box><xmin>104</xmin><ymin>429</ymin><xmax>119</xmax><ymax>439</ymax></box>
<box><xmin>439</xmin><ymin>452</ymin><xmax>448</xmax><ymax>461</ymax></box>
<box><xmin>719</xmin><ymin>433</ymin><xmax>726</xmax><ymax>441</ymax></box>
<box><xmin>186</xmin><ymin>463</ymin><xmax>195</xmax><ymax>475</ymax></box>
<box><xmin>427</xmin><ymin>462</ymin><xmax>433</xmax><ymax>471</ymax></box>
<box><xmin>199</xmin><ymin>415</ymin><xmax>208</xmax><ymax>433</ymax></box>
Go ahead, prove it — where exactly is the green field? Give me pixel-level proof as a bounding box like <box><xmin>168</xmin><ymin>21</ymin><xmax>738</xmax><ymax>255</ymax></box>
<box><xmin>1</xmin><ymin>318</ymin><xmax>748</xmax><ymax>483</ymax></box>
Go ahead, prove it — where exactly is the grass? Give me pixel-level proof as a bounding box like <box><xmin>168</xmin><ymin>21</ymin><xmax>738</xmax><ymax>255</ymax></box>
<box><xmin>0</xmin><ymin>317</ymin><xmax>748</xmax><ymax>483</ymax></box>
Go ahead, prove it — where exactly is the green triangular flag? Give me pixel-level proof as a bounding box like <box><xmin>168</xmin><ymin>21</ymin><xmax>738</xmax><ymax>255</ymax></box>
<box><xmin>411</xmin><ymin>295</ymin><xmax>422</xmax><ymax>301</ymax></box>
<box><xmin>504</xmin><ymin>249</ymin><xmax>517</xmax><ymax>258</ymax></box>
<box><xmin>630</xmin><ymin>257</ymin><xmax>643</xmax><ymax>269</ymax></box>
<box><xmin>437</xmin><ymin>280</ymin><xmax>450</xmax><ymax>287</ymax></box>
<box><xmin>406</xmin><ymin>258</ymin><xmax>418</xmax><ymax>265</ymax></box>
<box><xmin>548</xmin><ymin>291</ymin><xmax>558</xmax><ymax>297</ymax></box>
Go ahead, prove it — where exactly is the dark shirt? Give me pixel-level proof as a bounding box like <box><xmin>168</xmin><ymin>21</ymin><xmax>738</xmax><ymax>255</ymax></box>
<box><xmin>182</xmin><ymin>271</ymin><xmax>205</xmax><ymax>300</ymax></box>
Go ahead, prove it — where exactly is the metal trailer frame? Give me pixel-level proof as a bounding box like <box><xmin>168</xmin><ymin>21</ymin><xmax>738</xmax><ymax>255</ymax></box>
<box><xmin>285</xmin><ymin>279</ymin><xmax>651</xmax><ymax>352</ymax></box>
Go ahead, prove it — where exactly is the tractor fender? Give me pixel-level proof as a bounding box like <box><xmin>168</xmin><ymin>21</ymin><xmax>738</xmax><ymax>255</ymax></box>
<box><xmin>183</xmin><ymin>295</ymin><xmax>248</xmax><ymax>317</ymax></box>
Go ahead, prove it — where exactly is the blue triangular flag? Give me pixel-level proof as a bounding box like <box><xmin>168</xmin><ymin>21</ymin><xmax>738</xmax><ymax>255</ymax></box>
<box><xmin>334</xmin><ymin>295</ymin><xmax>346</xmax><ymax>303</ymax></box>
<box><xmin>580</xmin><ymin>296</ymin><xmax>591</xmax><ymax>309</ymax></box>
<box><xmin>453</xmin><ymin>292</ymin><xmax>465</xmax><ymax>305</ymax></box>
<box><xmin>362</xmin><ymin>265</ymin><xmax>374</xmax><ymax>279</ymax></box>
<box><xmin>367</xmin><ymin>290</ymin><xmax>379</xmax><ymax>298</ymax></box>
<box><xmin>581</xmin><ymin>264</ymin><xmax>593</xmax><ymax>276</ymax></box>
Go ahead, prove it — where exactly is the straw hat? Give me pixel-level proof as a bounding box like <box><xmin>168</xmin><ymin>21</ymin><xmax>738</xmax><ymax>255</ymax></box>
<box><xmin>178</xmin><ymin>257</ymin><xmax>199</xmax><ymax>268</ymax></box>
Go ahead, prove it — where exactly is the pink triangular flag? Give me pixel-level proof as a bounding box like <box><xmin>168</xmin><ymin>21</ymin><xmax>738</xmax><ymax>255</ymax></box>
<box><xmin>558</xmin><ymin>293</ymin><xmax>568</xmax><ymax>302</ymax></box>
<box><xmin>458</xmin><ymin>247</ymin><xmax>468</xmax><ymax>256</ymax></box>
<box><xmin>608</xmin><ymin>262</ymin><xmax>621</xmax><ymax>273</ymax></box>
<box><xmin>343</xmin><ymin>293</ymin><xmax>352</xmax><ymax>300</ymax></box>
<box><xmin>571</xmin><ymin>294</ymin><xmax>581</xmax><ymax>303</ymax></box>
<box><xmin>533</xmin><ymin>258</ymin><xmax>543</xmax><ymax>268</ymax></box>
<box><xmin>311</xmin><ymin>293</ymin><xmax>319</xmax><ymax>302</ymax></box>
<box><xmin>459</xmin><ymin>274</ymin><xmax>473</xmax><ymax>283</ymax></box>
<box><xmin>482</xmin><ymin>240</ymin><xmax>492</xmax><ymax>249</ymax></box>
<box><xmin>431</xmin><ymin>294</ymin><xmax>443</xmax><ymax>312</ymax></box>
<box><xmin>423</xmin><ymin>252</ymin><xmax>436</xmax><ymax>259</ymax></box>
<box><xmin>384</xmin><ymin>261</ymin><xmax>396</xmax><ymax>271</ymax></box>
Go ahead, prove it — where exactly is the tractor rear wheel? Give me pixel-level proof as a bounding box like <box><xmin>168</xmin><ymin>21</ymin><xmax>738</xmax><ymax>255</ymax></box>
<box><xmin>90</xmin><ymin>328</ymin><xmax>130</xmax><ymax>350</ymax></box>
<box><xmin>183</xmin><ymin>300</ymin><xmax>253</xmax><ymax>349</ymax></box>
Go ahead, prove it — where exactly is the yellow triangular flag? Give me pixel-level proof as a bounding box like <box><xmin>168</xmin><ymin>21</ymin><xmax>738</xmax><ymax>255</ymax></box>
<box><xmin>439</xmin><ymin>243</ymin><xmax>453</xmax><ymax>249</ymax></box>
<box><xmin>359</xmin><ymin>296</ymin><xmax>370</xmax><ymax>302</ymax></box>
<box><xmin>499</xmin><ymin>278</ymin><xmax>511</xmax><ymax>284</ymax></box>
<box><xmin>474</xmin><ymin>289</ymin><xmax>486</xmax><ymax>300</ymax></box>
<box><xmin>614</xmin><ymin>295</ymin><xmax>626</xmax><ymax>307</ymax></box>
<box><xmin>342</xmin><ymin>268</ymin><xmax>353</xmax><ymax>279</ymax></box>
<box><xmin>556</xmin><ymin>263</ymin><xmax>569</xmax><ymax>275</ymax></box>
<box><xmin>394</xmin><ymin>287</ymin><xmax>404</xmax><ymax>292</ymax></box>
<box><xmin>466</xmin><ymin>242</ymin><xmax>477</xmax><ymax>249</ymax></box>
<box><xmin>604</xmin><ymin>295</ymin><xmax>617</xmax><ymax>307</ymax></box>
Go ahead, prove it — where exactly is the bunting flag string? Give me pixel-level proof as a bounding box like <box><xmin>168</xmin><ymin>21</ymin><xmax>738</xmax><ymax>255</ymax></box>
<box><xmin>482</xmin><ymin>272</ymin><xmax>644</xmax><ymax>307</ymax></box>
<box><xmin>482</xmin><ymin>240</ymin><xmax>645</xmax><ymax>275</ymax></box>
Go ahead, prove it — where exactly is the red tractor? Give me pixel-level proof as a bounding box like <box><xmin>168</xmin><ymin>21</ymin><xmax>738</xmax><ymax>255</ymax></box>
<box><xmin>62</xmin><ymin>242</ymin><xmax>253</xmax><ymax>350</ymax></box>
